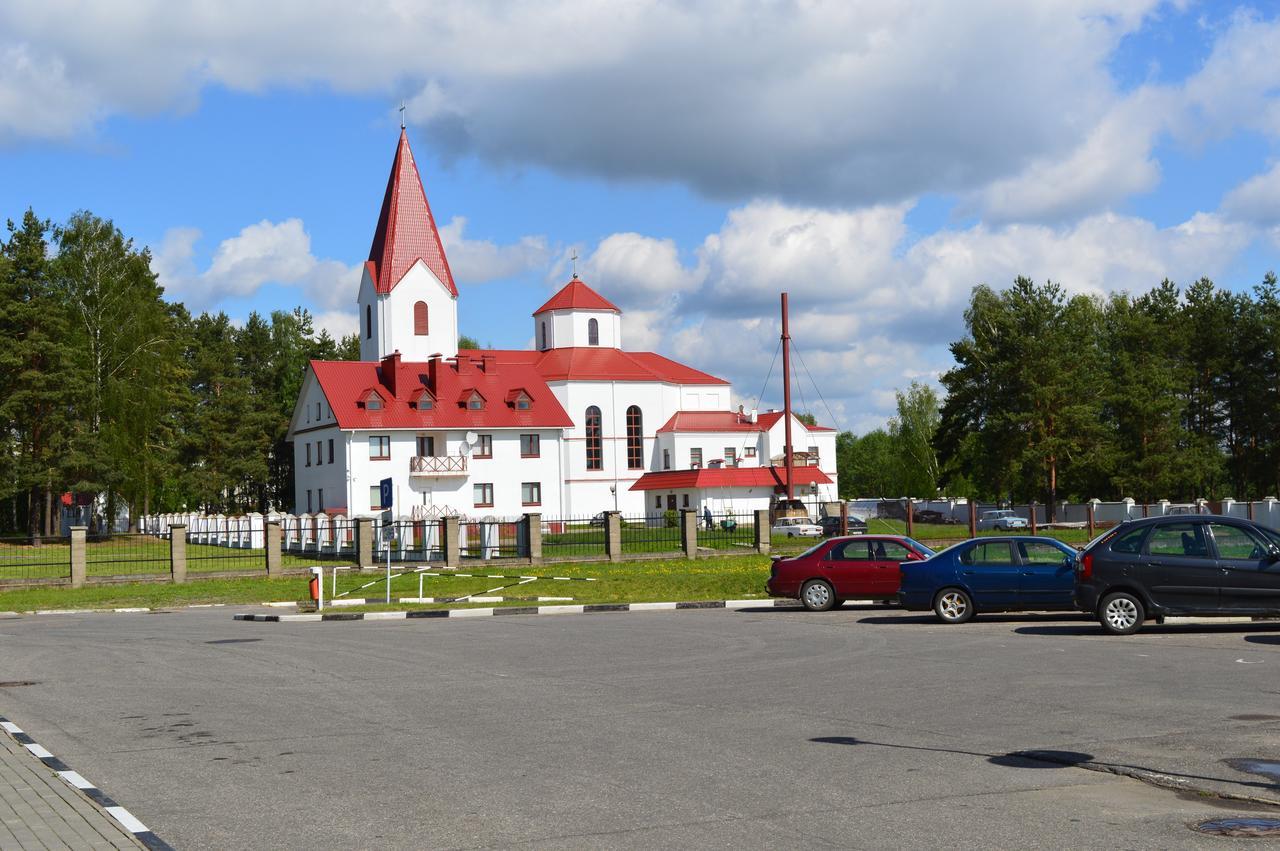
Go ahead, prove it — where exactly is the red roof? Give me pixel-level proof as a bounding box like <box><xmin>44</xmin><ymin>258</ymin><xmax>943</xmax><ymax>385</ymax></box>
<box><xmin>367</xmin><ymin>130</ymin><xmax>457</xmax><ymax>297</ymax></box>
<box><xmin>657</xmin><ymin>411</ymin><xmax>765</xmax><ymax>433</ymax></box>
<box><xmin>629</xmin><ymin>466</ymin><xmax>833</xmax><ymax>491</ymax></box>
<box><xmin>755</xmin><ymin>411</ymin><xmax>835</xmax><ymax>432</ymax></box>
<box><xmin>459</xmin><ymin>347</ymin><xmax>729</xmax><ymax>385</ymax></box>
<box><xmin>533</xmin><ymin>278</ymin><xmax>620</xmax><ymax>315</ymax></box>
<box><xmin>308</xmin><ymin>355</ymin><xmax>572</xmax><ymax>430</ymax></box>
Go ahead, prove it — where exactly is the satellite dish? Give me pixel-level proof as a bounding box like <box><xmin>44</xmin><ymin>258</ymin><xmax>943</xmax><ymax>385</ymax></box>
<box><xmin>465</xmin><ymin>431</ymin><xmax>478</xmax><ymax>444</ymax></box>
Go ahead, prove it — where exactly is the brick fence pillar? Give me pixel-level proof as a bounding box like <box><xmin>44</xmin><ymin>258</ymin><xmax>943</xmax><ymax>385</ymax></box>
<box><xmin>265</xmin><ymin>520</ymin><xmax>282</xmax><ymax>576</ymax></box>
<box><xmin>170</xmin><ymin>524</ymin><xmax>187</xmax><ymax>584</ymax></box>
<box><xmin>69</xmin><ymin>526</ymin><xmax>87</xmax><ymax>588</ymax></box>
<box><xmin>680</xmin><ymin>508</ymin><xmax>698</xmax><ymax>559</ymax></box>
<box><xmin>356</xmin><ymin>518</ymin><xmax>375</xmax><ymax>568</ymax></box>
<box><xmin>443</xmin><ymin>516</ymin><xmax>461</xmax><ymax>567</ymax></box>
<box><xmin>604</xmin><ymin>511</ymin><xmax>622</xmax><ymax>563</ymax></box>
<box><xmin>524</xmin><ymin>513</ymin><xmax>542</xmax><ymax>566</ymax></box>
<box><xmin>754</xmin><ymin>509</ymin><xmax>771</xmax><ymax>554</ymax></box>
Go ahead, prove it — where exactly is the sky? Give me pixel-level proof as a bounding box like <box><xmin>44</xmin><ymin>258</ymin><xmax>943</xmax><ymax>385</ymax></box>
<box><xmin>3</xmin><ymin>1</ymin><xmax>1280</xmax><ymax>434</ymax></box>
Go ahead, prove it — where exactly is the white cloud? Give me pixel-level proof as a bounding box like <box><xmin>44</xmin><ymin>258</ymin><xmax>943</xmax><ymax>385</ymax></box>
<box><xmin>1221</xmin><ymin>161</ymin><xmax>1280</xmax><ymax>226</ymax></box>
<box><xmin>438</xmin><ymin>216</ymin><xmax>549</xmax><ymax>284</ymax></box>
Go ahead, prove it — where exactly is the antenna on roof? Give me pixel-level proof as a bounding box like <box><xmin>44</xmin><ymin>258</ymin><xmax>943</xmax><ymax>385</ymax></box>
<box><xmin>570</xmin><ymin>250</ymin><xmax>579</xmax><ymax>280</ymax></box>
<box><xmin>399</xmin><ymin>100</ymin><xmax>406</xmax><ymax>129</ymax></box>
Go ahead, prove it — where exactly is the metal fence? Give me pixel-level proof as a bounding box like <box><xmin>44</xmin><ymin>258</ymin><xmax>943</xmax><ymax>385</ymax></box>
<box><xmin>618</xmin><ymin>514</ymin><xmax>682</xmax><ymax>554</ymax></box>
<box><xmin>85</xmin><ymin>531</ymin><xmax>171</xmax><ymax>577</ymax></box>
<box><xmin>0</xmin><ymin>535</ymin><xmax>70</xmax><ymax>582</ymax></box>
<box><xmin>185</xmin><ymin>526</ymin><xmax>266</xmax><ymax>573</ymax></box>
<box><xmin>375</xmin><ymin>518</ymin><xmax>445</xmax><ymax>563</ymax></box>
<box><xmin>309</xmin><ymin>518</ymin><xmax>359</xmax><ymax>564</ymax></box>
<box><xmin>540</xmin><ymin>516</ymin><xmax>607</xmax><ymax>558</ymax></box>
<box><xmin>459</xmin><ymin>519</ymin><xmax>525</xmax><ymax>560</ymax></box>
<box><xmin>700</xmin><ymin>513</ymin><xmax>755</xmax><ymax>551</ymax></box>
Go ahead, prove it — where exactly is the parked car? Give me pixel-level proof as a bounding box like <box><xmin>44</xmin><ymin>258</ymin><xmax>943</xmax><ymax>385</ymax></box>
<box><xmin>914</xmin><ymin>509</ymin><xmax>957</xmax><ymax>525</ymax></box>
<box><xmin>976</xmin><ymin>509</ymin><xmax>1030</xmax><ymax>531</ymax></box>
<box><xmin>767</xmin><ymin>535</ymin><xmax>936</xmax><ymax>610</ymax></box>
<box><xmin>772</xmin><ymin>517</ymin><xmax>822</xmax><ymax>538</ymax></box>
<box><xmin>898</xmin><ymin>536</ymin><xmax>1078</xmax><ymax>623</ymax></box>
<box><xmin>1074</xmin><ymin>514</ymin><xmax>1280</xmax><ymax>635</ymax></box>
<box><xmin>818</xmin><ymin>515</ymin><xmax>869</xmax><ymax>537</ymax></box>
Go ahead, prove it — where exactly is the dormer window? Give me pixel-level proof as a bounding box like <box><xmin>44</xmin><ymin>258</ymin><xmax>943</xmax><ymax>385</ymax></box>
<box><xmin>411</xmin><ymin>389</ymin><xmax>435</xmax><ymax>411</ymax></box>
<box><xmin>359</xmin><ymin>390</ymin><xmax>385</xmax><ymax>410</ymax></box>
<box><xmin>459</xmin><ymin>390</ymin><xmax>486</xmax><ymax>410</ymax></box>
<box><xmin>506</xmin><ymin>389</ymin><xmax>533</xmax><ymax>411</ymax></box>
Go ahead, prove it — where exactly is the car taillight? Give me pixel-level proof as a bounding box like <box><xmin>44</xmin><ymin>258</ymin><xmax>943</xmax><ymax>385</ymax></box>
<box><xmin>1078</xmin><ymin>552</ymin><xmax>1093</xmax><ymax>580</ymax></box>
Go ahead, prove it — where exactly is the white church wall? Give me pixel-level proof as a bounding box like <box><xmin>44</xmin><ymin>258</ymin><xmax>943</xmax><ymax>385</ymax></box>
<box><xmin>540</xmin><ymin>308</ymin><xmax>622</xmax><ymax>349</ymax></box>
<box><xmin>359</xmin><ymin>261</ymin><xmax>459</xmax><ymax>362</ymax></box>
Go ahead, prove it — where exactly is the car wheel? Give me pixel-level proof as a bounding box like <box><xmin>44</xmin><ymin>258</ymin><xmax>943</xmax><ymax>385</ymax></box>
<box><xmin>933</xmin><ymin>588</ymin><xmax>974</xmax><ymax>624</ymax></box>
<box><xmin>787</xmin><ymin>532</ymin><xmax>795</xmax><ymax>538</ymax></box>
<box><xmin>800</xmin><ymin>579</ymin><xmax>837</xmax><ymax>612</ymax></box>
<box><xmin>1099</xmin><ymin>592</ymin><xmax>1144</xmax><ymax>635</ymax></box>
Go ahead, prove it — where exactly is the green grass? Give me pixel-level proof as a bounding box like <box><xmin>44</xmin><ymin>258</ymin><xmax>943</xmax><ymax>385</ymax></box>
<box><xmin>0</xmin><ymin>575</ymin><xmax>312</xmax><ymax>612</ymax></box>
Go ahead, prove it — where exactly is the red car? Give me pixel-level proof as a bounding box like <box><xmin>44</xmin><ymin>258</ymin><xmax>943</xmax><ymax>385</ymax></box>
<box><xmin>766</xmin><ymin>535</ymin><xmax>936</xmax><ymax>611</ymax></box>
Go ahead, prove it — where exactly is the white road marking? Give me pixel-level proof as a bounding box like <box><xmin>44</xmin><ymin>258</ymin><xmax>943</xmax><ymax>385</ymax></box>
<box><xmin>24</xmin><ymin>743</ymin><xmax>53</xmax><ymax>758</ymax></box>
<box><xmin>57</xmin><ymin>770</ymin><xmax>93</xmax><ymax>790</ymax></box>
<box><xmin>104</xmin><ymin>806</ymin><xmax>149</xmax><ymax>834</ymax></box>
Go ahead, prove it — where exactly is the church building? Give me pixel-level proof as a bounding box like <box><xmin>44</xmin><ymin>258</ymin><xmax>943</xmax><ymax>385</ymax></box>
<box><xmin>287</xmin><ymin>129</ymin><xmax>838</xmax><ymax>521</ymax></box>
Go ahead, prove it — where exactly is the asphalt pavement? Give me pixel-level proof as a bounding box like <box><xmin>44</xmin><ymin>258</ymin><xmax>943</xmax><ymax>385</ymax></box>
<box><xmin>0</xmin><ymin>604</ymin><xmax>1277</xmax><ymax>849</ymax></box>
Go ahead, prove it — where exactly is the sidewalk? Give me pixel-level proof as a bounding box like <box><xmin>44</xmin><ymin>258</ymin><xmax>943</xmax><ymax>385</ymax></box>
<box><xmin>0</xmin><ymin>724</ymin><xmax>143</xmax><ymax>850</ymax></box>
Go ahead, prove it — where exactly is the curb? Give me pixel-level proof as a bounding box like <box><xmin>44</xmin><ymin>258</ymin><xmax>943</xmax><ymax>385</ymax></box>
<box><xmin>235</xmin><ymin>598</ymin><xmax>802</xmax><ymax>623</ymax></box>
<box><xmin>0</xmin><ymin>715</ymin><xmax>172</xmax><ymax>850</ymax></box>
<box><xmin>0</xmin><ymin>604</ymin><xmax>228</xmax><ymax>617</ymax></box>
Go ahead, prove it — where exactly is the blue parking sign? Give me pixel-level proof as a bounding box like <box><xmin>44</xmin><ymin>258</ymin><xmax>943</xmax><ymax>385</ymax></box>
<box><xmin>379</xmin><ymin>478</ymin><xmax>393</xmax><ymax>511</ymax></box>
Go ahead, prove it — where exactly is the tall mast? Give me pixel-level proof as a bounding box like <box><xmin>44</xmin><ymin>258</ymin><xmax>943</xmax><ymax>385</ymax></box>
<box><xmin>781</xmin><ymin>292</ymin><xmax>794</xmax><ymax>500</ymax></box>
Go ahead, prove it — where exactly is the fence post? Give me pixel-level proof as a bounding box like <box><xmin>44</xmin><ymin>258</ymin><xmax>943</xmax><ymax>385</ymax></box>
<box><xmin>968</xmin><ymin>501</ymin><xmax>977</xmax><ymax>538</ymax></box>
<box><xmin>1086</xmin><ymin>502</ymin><xmax>1096</xmax><ymax>538</ymax></box>
<box><xmin>679</xmin><ymin>508</ymin><xmax>698</xmax><ymax>559</ymax></box>
<box><xmin>839</xmin><ymin>501</ymin><xmax>848</xmax><ymax>536</ymax></box>
<box><xmin>69</xmin><ymin>526</ymin><xmax>87</xmax><ymax>588</ymax></box>
<box><xmin>1029</xmin><ymin>502</ymin><xmax>1037</xmax><ymax>536</ymax></box>
<box><xmin>170</xmin><ymin>524</ymin><xmax>187</xmax><ymax>584</ymax></box>
<box><xmin>1248</xmin><ymin>500</ymin><xmax>1255</xmax><ymax>521</ymax></box>
<box><xmin>525</xmin><ymin>513</ymin><xmax>542</xmax><ymax>566</ymax></box>
<box><xmin>904</xmin><ymin>498</ymin><xmax>914</xmax><ymax>538</ymax></box>
<box><xmin>754</xmin><ymin>509</ymin><xmax>771</xmax><ymax>554</ymax></box>
<box><xmin>356</xmin><ymin>518</ymin><xmax>375</xmax><ymax>568</ymax></box>
<box><xmin>443</xmin><ymin>516</ymin><xmax>461</xmax><ymax>567</ymax></box>
<box><xmin>265</xmin><ymin>520</ymin><xmax>282</xmax><ymax>576</ymax></box>
<box><xmin>604</xmin><ymin>511</ymin><xmax>623</xmax><ymax>562</ymax></box>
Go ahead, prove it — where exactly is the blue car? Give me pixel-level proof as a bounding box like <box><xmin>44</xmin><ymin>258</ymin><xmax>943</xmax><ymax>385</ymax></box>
<box><xmin>899</xmin><ymin>536</ymin><xmax>1078</xmax><ymax>624</ymax></box>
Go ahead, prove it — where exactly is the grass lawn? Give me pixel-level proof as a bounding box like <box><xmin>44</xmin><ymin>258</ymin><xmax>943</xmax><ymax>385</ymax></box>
<box><xmin>0</xmin><ymin>576</ymin><xmax>313</xmax><ymax>612</ymax></box>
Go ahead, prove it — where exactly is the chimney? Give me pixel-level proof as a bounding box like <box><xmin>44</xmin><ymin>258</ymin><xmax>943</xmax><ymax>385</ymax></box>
<box><xmin>481</xmin><ymin>354</ymin><xmax>497</xmax><ymax>374</ymax></box>
<box><xmin>427</xmin><ymin>353</ymin><xmax>442</xmax><ymax>390</ymax></box>
<box><xmin>450</xmin><ymin>356</ymin><xmax>469</xmax><ymax>375</ymax></box>
<box><xmin>750</xmin><ymin>408</ymin><xmax>758</xmax><ymax>424</ymax></box>
<box><xmin>380</xmin><ymin>351</ymin><xmax>402</xmax><ymax>397</ymax></box>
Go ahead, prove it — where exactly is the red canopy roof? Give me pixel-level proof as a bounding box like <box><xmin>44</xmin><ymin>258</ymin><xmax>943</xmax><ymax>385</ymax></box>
<box><xmin>657</xmin><ymin>411</ymin><xmax>765</xmax><ymax>433</ymax></box>
<box><xmin>629</xmin><ymin>466</ymin><xmax>832</xmax><ymax>491</ymax></box>
<box><xmin>533</xmin><ymin>278</ymin><xmax>620</xmax><ymax>315</ymax></box>
<box><xmin>755</xmin><ymin>411</ymin><xmax>835</xmax><ymax>432</ymax></box>
<box><xmin>309</xmin><ymin>355</ymin><xmax>571</xmax><ymax>430</ymax></box>
<box><xmin>366</xmin><ymin>130</ymin><xmax>457</xmax><ymax>297</ymax></box>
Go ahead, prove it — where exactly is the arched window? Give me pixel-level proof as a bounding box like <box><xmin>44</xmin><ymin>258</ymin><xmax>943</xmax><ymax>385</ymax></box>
<box><xmin>588</xmin><ymin>317</ymin><xmax>600</xmax><ymax>346</ymax></box>
<box><xmin>365</xmin><ymin>305</ymin><xmax>372</xmax><ymax>339</ymax></box>
<box><xmin>539</xmin><ymin>321</ymin><xmax>547</xmax><ymax>350</ymax></box>
<box><xmin>414</xmin><ymin>301</ymin><xmax>429</xmax><ymax>335</ymax></box>
<box><xmin>585</xmin><ymin>406</ymin><xmax>602</xmax><ymax>470</ymax></box>
<box><xmin>626</xmin><ymin>405</ymin><xmax>643</xmax><ymax>469</ymax></box>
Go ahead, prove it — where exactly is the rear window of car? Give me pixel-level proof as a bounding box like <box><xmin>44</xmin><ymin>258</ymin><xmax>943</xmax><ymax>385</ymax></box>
<box><xmin>961</xmin><ymin>542</ymin><xmax>1014</xmax><ymax>565</ymax></box>
<box><xmin>1109</xmin><ymin>526</ymin><xmax>1148</xmax><ymax>554</ymax></box>
<box><xmin>1145</xmin><ymin>523</ymin><xmax>1209</xmax><ymax>557</ymax></box>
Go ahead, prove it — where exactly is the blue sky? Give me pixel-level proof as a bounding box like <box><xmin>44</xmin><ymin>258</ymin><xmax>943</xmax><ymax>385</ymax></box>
<box><xmin>2</xmin><ymin>1</ymin><xmax>1279</xmax><ymax>432</ymax></box>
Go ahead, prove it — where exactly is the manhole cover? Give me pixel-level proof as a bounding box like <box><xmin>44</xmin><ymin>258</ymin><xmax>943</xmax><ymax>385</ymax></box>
<box><xmin>0</xmin><ymin>681</ymin><xmax>39</xmax><ymax>687</ymax></box>
<box><xmin>1195</xmin><ymin>817</ymin><xmax>1280</xmax><ymax>837</ymax></box>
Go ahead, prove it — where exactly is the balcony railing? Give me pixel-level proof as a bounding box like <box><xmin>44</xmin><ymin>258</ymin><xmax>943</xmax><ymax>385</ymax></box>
<box><xmin>409</xmin><ymin>455</ymin><xmax>468</xmax><ymax>477</ymax></box>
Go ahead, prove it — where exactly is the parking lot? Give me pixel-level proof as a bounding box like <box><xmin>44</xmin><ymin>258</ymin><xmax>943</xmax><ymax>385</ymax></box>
<box><xmin>1</xmin><ymin>604</ymin><xmax>1278</xmax><ymax>849</ymax></box>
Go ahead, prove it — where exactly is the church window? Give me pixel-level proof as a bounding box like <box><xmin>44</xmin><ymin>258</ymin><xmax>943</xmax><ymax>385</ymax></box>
<box><xmin>585</xmin><ymin>406</ymin><xmax>603</xmax><ymax>470</ymax></box>
<box><xmin>539</xmin><ymin>321</ymin><xmax>548</xmax><ymax>350</ymax></box>
<box><xmin>588</xmin><ymin>317</ymin><xmax>599</xmax><ymax>346</ymax></box>
<box><xmin>414</xmin><ymin>301</ymin><xmax>429</xmax><ymax>335</ymax></box>
<box><xmin>365</xmin><ymin>305</ymin><xmax>372</xmax><ymax>339</ymax></box>
<box><xmin>626</xmin><ymin>406</ymin><xmax>643</xmax><ymax>469</ymax></box>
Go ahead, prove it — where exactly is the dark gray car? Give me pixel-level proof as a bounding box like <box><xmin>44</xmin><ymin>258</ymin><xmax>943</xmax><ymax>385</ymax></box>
<box><xmin>1074</xmin><ymin>514</ymin><xmax>1280</xmax><ymax>634</ymax></box>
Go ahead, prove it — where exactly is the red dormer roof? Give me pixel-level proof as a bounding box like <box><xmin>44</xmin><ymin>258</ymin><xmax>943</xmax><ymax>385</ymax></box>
<box><xmin>533</xmin><ymin>277</ymin><xmax>621</xmax><ymax>315</ymax></box>
<box><xmin>657</xmin><ymin>411</ymin><xmax>767</xmax><ymax>433</ymax></box>
<box><xmin>367</xmin><ymin>129</ymin><xmax>457</xmax><ymax>297</ymax></box>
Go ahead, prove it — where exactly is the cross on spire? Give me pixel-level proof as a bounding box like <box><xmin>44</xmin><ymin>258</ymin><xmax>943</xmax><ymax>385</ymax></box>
<box><xmin>571</xmin><ymin>250</ymin><xmax>579</xmax><ymax>279</ymax></box>
<box><xmin>399</xmin><ymin>100</ymin><xmax>406</xmax><ymax>129</ymax></box>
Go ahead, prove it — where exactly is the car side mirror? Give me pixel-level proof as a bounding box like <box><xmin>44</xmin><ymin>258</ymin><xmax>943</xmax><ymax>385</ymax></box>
<box><xmin>1267</xmin><ymin>545</ymin><xmax>1280</xmax><ymax>563</ymax></box>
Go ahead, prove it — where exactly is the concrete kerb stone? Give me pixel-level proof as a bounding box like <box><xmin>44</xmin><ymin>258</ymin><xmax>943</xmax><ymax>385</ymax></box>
<box><xmin>0</xmin><ymin>714</ymin><xmax>172</xmax><ymax>850</ymax></box>
<box><xmin>235</xmin><ymin>598</ymin><xmax>804</xmax><ymax>623</ymax></box>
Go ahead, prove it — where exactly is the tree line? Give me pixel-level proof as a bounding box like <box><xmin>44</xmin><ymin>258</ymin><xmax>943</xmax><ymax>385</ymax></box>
<box><xmin>0</xmin><ymin>209</ymin><xmax>359</xmax><ymax>536</ymax></box>
<box><xmin>837</xmin><ymin>274</ymin><xmax>1280</xmax><ymax>518</ymax></box>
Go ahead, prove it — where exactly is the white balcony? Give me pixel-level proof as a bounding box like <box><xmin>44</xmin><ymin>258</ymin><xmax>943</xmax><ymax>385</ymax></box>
<box><xmin>409</xmin><ymin>455</ymin><xmax>468</xmax><ymax>477</ymax></box>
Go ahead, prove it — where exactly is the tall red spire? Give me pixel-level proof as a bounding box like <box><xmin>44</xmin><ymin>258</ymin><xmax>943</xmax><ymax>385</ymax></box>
<box><xmin>366</xmin><ymin>129</ymin><xmax>457</xmax><ymax>297</ymax></box>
